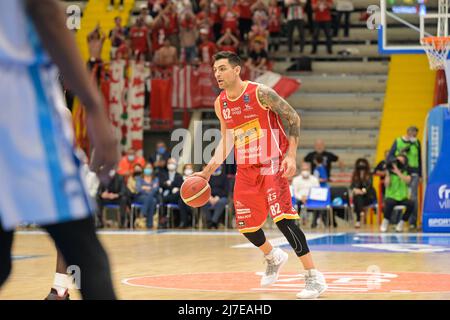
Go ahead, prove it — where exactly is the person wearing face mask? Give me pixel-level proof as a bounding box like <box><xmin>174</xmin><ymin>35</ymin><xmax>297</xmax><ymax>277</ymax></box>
<box><xmin>177</xmin><ymin>164</ymin><xmax>195</xmax><ymax>228</ymax></box>
<box><xmin>200</xmin><ymin>164</ymin><xmax>229</xmax><ymax>229</ymax></box>
<box><xmin>159</xmin><ymin>158</ymin><xmax>184</xmax><ymax>228</ymax></box>
<box><xmin>117</xmin><ymin>148</ymin><xmax>146</xmax><ymax>177</ymax></box>
<box><xmin>350</xmin><ymin>158</ymin><xmax>376</xmax><ymax>228</ymax></box>
<box><xmin>134</xmin><ymin>164</ymin><xmax>160</xmax><ymax>229</ymax></box>
<box><xmin>148</xmin><ymin>141</ymin><xmax>171</xmax><ymax>175</ymax></box>
<box><xmin>387</xmin><ymin>126</ymin><xmax>421</xmax><ymax>231</ymax></box>
<box><xmin>292</xmin><ymin>162</ymin><xmax>320</xmax><ymax>216</ymax></box>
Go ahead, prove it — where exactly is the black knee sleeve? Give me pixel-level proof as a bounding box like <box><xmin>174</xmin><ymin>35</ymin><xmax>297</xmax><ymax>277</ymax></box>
<box><xmin>243</xmin><ymin>228</ymin><xmax>266</xmax><ymax>248</ymax></box>
<box><xmin>276</xmin><ymin>219</ymin><xmax>310</xmax><ymax>257</ymax></box>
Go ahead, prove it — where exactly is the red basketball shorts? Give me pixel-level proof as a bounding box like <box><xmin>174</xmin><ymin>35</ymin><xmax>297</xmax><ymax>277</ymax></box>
<box><xmin>233</xmin><ymin>160</ymin><xmax>299</xmax><ymax>233</ymax></box>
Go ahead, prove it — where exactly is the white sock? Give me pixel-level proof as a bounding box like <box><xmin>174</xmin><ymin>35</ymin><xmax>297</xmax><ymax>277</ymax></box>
<box><xmin>52</xmin><ymin>273</ymin><xmax>68</xmax><ymax>297</ymax></box>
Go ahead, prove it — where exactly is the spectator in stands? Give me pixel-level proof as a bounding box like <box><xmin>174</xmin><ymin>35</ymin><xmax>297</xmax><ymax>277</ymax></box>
<box><xmin>140</xmin><ymin>4</ymin><xmax>155</xmax><ymax>27</ymax></box>
<box><xmin>246</xmin><ymin>39</ymin><xmax>269</xmax><ymax>71</ymax></box>
<box><xmin>380</xmin><ymin>154</ymin><xmax>415</xmax><ymax>233</ymax></box>
<box><xmin>210</xmin><ymin>0</ymin><xmax>224</xmax><ymax>40</ymax></box>
<box><xmin>217</xmin><ymin>29</ymin><xmax>240</xmax><ymax>53</ymax></box>
<box><xmin>148</xmin><ymin>0</ymin><xmax>167</xmax><ymax>18</ymax></box>
<box><xmin>251</xmin><ymin>0</ymin><xmax>269</xmax><ymax>26</ymax></box>
<box><xmin>129</xmin><ymin>17</ymin><xmax>152</xmax><ymax>61</ymax></box>
<box><xmin>237</xmin><ymin>0</ymin><xmax>254</xmax><ymax>41</ymax></box>
<box><xmin>387</xmin><ymin>126</ymin><xmax>421</xmax><ymax>231</ymax></box>
<box><xmin>220</xmin><ymin>0</ymin><xmax>240</xmax><ymax>37</ymax></box>
<box><xmin>304</xmin><ymin>139</ymin><xmax>343</xmax><ymax>180</ymax></box>
<box><xmin>312</xmin><ymin>154</ymin><xmax>338</xmax><ymax>228</ymax></box>
<box><xmin>198</xmin><ymin>28</ymin><xmax>218</xmax><ymax>64</ymax></box>
<box><xmin>350</xmin><ymin>158</ymin><xmax>376</xmax><ymax>228</ymax></box>
<box><xmin>177</xmin><ymin>164</ymin><xmax>195</xmax><ymax>228</ymax></box>
<box><xmin>179</xmin><ymin>7</ymin><xmax>199</xmax><ymax>64</ymax></box>
<box><xmin>151</xmin><ymin>11</ymin><xmax>169</xmax><ymax>53</ymax></box>
<box><xmin>79</xmin><ymin>151</ymin><xmax>99</xmax><ymax>203</ymax></box>
<box><xmin>196</xmin><ymin>0</ymin><xmax>213</xmax><ymax>32</ymax></box>
<box><xmin>149</xmin><ymin>141</ymin><xmax>171</xmax><ymax>182</ymax></box>
<box><xmin>373</xmin><ymin>150</ymin><xmax>390</xmax><ymax>198</ymax></box>
<box><xmin>305</xmin><ymin>0</ymin><xmax>314</xmax><ymax>34</ymax></box>
<box><xmin>292</xmin><ymin>162</ymin><xmax>320</xmax><ymax>214</ymax></box>
<box><xmin>108</xmin><ymin>0</ymin><xmax>124</xmax><ymax>11</ymax></box>
<box><xmin>268</xmin><ymin>0</ymin><xmax>283</xmax><ymax>52</ymax></box>
<box><xmin>154</xmin><ymin>38</ymin><xmax>179</xmax><ymax>68</ymax></box>
<box><xmin>96</xmin><ymin>170</ymin><xmax>129</xmax><ymax>228</ymax></box>
<box><xmin>163</xmin><ymin>2</ymin><xmax>180</xmax><ymax>52</ymax></box>
<box><xmin>311</xmin><ymin>0</ymin><xmax>333</xmax><ymax>54</ymax></box>
<box><xmin>87</xmin><ymin>24</ymin><xmax>106</xmax><ymax>84</ymax></box>
<box><xmin>159</xmin><ymin>158</ymin><xmax>184</xmax><ymax>228</ymax></box>
<box><xmin>248</xmin><ymin>19</ymin><xmax>269</xmax><ymax>51</ymax></box>
<box><xmin>201</xmin><ymin>164</ymin><xmax>229</xmax><ymax>229</ymax></box>
<box><xmin>127</xmin><ymin>163</ymin><xmax>144</xmax><ymax>198</ymax></box>
<box><xmin>313</xmin><ymin>154</ymin><xmax>328</xmax><ymax>187</ymax></box>
<box><xmin>109</xmin><ymin>16</ymin><xmax>127</xmax><ymax>59</ymax></box>
<box><xmin>284</xmin><ymin>0</ymin><xmax>306</xmax><ymax>53</ymax></box>
<box><xmin>334</xmin><ymin>0</ymin><xmax>354</xmax><ymax>37</ymax></box>
<box><xmin>135</xmin><ymin>164</ymin><xmax>160</xmax><ymax>229</ymax></box>
<box><xmin>117</xmin><ymin>148</ymin><xmax>146</xmax><ymax>177</ymax></box>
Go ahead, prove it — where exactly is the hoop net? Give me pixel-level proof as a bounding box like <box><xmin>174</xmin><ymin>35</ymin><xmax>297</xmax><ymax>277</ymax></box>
<box><xmin>420</xmin><ymin>36</ymin><xmax>450</xmax><ymax>70</ymax></box>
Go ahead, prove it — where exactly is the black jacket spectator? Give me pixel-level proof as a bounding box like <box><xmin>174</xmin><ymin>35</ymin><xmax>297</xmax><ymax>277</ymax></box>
<box><xmin>350</xmin><ymin>158</ymin><xmax>376</xmax><ymax>226</ymax></box>
<box><xmin>96</xmin><ymin>173</ymin><xmax>128</xmax><ymax>228</ymax></box>
<box><xmin>159</xmin><ymin>170</ymin><xmax>184</xmax><ymax>194</ymax></box>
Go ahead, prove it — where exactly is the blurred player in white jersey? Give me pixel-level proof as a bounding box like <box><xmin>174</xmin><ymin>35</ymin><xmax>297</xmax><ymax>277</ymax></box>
<box><xmin>0</xmin><ymin>0</ymin><xmax>118</xmax><ymax>299</ymax></box>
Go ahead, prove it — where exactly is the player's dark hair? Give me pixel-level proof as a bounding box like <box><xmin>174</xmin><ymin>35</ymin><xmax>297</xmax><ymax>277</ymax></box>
<box><xmin>212</xmin><ymin>51</ymin><xmax>242</xmax><ymax>67</ymax></box>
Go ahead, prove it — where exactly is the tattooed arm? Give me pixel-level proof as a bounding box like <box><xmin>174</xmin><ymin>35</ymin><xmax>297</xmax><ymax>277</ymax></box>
<box><xmin>257</xmin><ymin>84</ymin><xmax>300</xmax><ymax>177</ymax></box>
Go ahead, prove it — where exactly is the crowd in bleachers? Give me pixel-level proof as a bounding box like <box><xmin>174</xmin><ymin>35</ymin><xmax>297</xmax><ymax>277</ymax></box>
<box><xmin>87</xmin><ymin>0</ymin><xmax>361</xmax><ymax>74</ymax></box>
<box><xmin>86</xmin><ymin>124</ymin><xmax>421</xmax><ymax>232</ymax></box>
<box><xmin>291</xmin><ymin>125</ymin><xmax>422</xmax><ymax>232</ymax></box>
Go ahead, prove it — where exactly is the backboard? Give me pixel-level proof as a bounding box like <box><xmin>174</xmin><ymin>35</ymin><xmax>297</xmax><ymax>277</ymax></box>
<box><xmin>378</xmin><ymin>0</ymin><xmax>445</xmax><ymax>54</ymax></box>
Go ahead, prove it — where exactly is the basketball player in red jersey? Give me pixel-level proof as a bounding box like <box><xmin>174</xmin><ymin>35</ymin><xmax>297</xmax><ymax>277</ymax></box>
<box><xmin>192</xmin><ymin>52</ymin><xmax>327</xmax><ymax>299</ymax></box>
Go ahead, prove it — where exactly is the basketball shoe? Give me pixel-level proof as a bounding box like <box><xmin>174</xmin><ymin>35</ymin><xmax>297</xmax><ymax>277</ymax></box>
<box><xmin>260</xmin><ymin>248</ymin><xmax>288</xmax><ymax>287</ymax></box>
<box><xmin>297</xmin><ymin>269</ymin><xmax>327</xmax><ymax>299</ymax></box>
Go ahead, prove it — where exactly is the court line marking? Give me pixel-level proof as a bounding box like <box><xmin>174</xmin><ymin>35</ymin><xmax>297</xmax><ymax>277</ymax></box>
<box><xmin>121</xmin><ymin>271</ymin><xmax>450</xmax><ymax>295</ymax></box>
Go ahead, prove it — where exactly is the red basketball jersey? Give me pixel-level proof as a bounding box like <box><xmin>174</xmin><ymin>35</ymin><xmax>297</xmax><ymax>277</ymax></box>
<box><xmin>219</xmin><ymin>81</ymin><xmax>289</xmax><ymax>167</ymax></box>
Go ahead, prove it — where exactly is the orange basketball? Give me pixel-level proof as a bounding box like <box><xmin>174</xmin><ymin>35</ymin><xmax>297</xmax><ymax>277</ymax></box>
<box><xmin>180</xmin><ymin>176</ymin><xmax>211</xmax><ymax>208</ymax></box>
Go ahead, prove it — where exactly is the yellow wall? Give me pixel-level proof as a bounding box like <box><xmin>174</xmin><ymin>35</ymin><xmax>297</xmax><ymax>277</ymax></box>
<box><xmin>375</xmin><ymin>55</ymin><xmax>436</xmax><ymax>164</ymax></box>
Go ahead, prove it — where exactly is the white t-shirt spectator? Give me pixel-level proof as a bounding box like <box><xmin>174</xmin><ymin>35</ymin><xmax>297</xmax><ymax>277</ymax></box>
<box><xmin>292</xmin><ymin>173</ymin><xmax>320</xmax><ymax>201</ymax></box>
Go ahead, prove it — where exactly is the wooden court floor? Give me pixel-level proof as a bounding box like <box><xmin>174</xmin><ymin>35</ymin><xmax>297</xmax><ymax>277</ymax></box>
<box><xmin>1</xmin><ymin>225</ymin><xmax>450</xmax><ymax>300</ymax></box>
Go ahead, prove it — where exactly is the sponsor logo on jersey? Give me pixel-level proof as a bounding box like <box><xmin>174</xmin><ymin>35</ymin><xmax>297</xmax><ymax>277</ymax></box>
<box><xmin>231</xmin><ymin>106</ymin><xmax>241</xmax><ymax>115</ymax></box>
<box><xmin>243</xmin><ymin>93</ymin><xmax>250</xmax><ymax>104</ymax></box>
<box><xmin>233</xmin><ymin>118</ymin><xmax>264</xmax><ymax>148</ymax></box>
<box><xmin>223</xmin><ymin>101</ymin><xmax>228</xmax><ymax>108</ymax></box>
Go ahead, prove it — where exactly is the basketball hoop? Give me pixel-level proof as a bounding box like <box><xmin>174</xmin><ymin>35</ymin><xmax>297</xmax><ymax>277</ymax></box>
<box><xmin>420</xmin><ymin>36</ymin><xmax>450</xmax><ymax>70</ymax></box>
